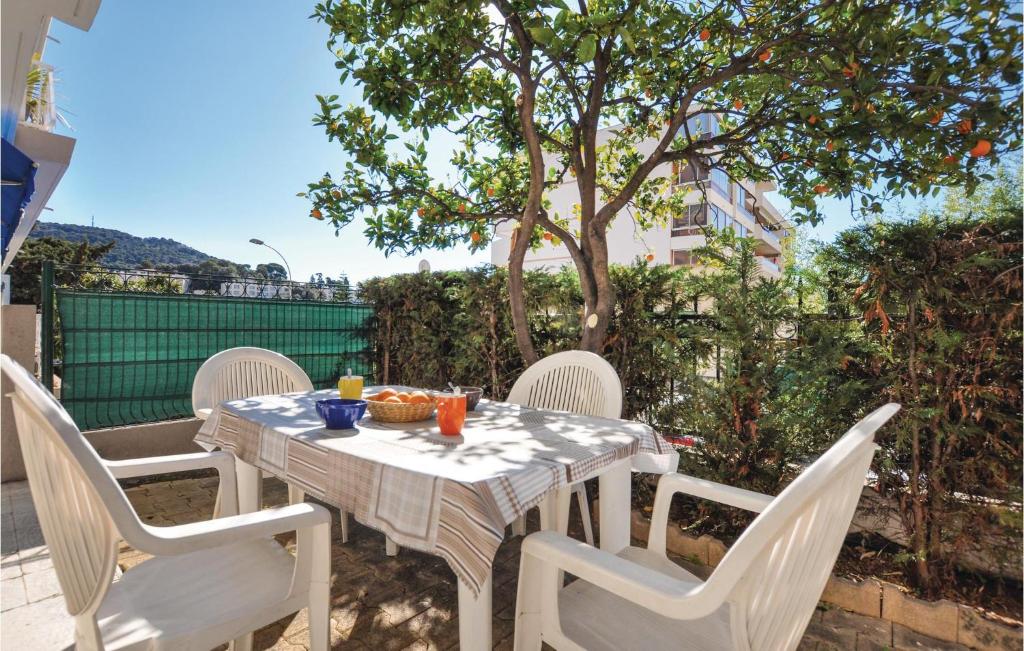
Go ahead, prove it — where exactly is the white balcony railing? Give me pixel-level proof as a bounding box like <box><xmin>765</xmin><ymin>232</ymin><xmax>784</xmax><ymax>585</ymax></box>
<box><xmin>759</xmin><ymin>226</ymin><xmax>782</xmax><ymax>251</ymax></box>
<box><xmin>758</xmin><ymin>257</ymin><xmax>781</xmax><ymax>275</ymax></box>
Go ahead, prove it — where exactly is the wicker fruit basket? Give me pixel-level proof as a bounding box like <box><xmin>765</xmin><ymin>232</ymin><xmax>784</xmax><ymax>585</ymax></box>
<box><xmin>366</xmin><ymin>397</ymin><xmax>436</xmax><ymax>423</ymax></box>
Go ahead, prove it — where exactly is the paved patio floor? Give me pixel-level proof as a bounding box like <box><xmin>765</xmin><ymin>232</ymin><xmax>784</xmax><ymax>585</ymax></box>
<box><xmin>1</xmin><ymin>476</ymin><xmax>966</xmax><ymax>650</ymax></box>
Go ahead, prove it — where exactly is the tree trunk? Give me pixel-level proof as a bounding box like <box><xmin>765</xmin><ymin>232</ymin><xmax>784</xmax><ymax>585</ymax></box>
<box><xmin>578</xmin><ymin>226</ymin><xmax>614</xmax><ymax>353</ymax></box>
<box><xmin>507</xmin><ymin>230</ymin><xmax>539</xmax><ymax>366</ymax></box>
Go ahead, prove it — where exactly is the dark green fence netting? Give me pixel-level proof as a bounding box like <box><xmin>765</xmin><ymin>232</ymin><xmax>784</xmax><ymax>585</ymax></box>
<box><xmin>56</xmin><ymin>290</ymin><xmax>374</xmax><ymax>430</ymax></box>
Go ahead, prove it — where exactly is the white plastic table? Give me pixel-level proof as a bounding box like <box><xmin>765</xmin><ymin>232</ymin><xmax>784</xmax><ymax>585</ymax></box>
<box><xmin>196</xmin><ymin>387</ymin><xmax>677</xmax><ymax>650</ymax></box>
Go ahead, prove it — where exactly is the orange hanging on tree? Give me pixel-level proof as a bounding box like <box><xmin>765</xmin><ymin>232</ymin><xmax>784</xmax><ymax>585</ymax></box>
<box><xmin>969</xmin><ymin>139</ymin><xmax>991</xmax><ymax>157</ymax></box>
<box><xmin>699</xmin><ymin>28</ymin><xmax>711</xmax><ymax>41</ymax></box>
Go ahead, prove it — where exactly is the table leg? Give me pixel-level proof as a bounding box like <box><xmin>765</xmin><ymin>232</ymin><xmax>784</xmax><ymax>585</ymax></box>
<box><xmin>235</xmin><ymin>458</ymin><xmax>262</xmax><ymax>514</ymax></box>
<box><xmin>538</xmin><ymin>487</ymin><xmax>571</xmax><ymax>534</ymax></box>
<box><xmin>598</xmin><ymin>460</ymin><xmax>631</xmax><ymax>553</ymax></box>
<box><xmin>457</xmin><ymin>572</ymin><xmax>492</xmax><ymax>651</ymax></box>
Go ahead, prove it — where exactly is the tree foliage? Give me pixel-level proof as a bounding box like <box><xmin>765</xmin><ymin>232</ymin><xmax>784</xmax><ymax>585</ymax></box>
<box><xmin>8</xmin><ymin>237</ymin><xmax>114</xmax><ymax>305</ymax></box>
<box><xmin>307</xmin><ymin>0</ymin><xmax>1021</xmax><ymax>362</ymax></box>
<box><xmin>814</xmin><ymin>170</ymin><xmax>1023</xmax><ymax>595</ymax></box>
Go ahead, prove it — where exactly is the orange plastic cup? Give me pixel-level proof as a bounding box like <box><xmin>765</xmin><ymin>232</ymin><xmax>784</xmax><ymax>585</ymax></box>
<box><xmin>436</xmin><ymin>393</ymin><xmax>467</xmax><ymax>436</ymax></box>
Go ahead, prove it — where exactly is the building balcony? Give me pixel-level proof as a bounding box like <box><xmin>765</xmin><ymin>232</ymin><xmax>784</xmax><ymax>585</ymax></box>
<box><xmin>23</xmin><ymin>61</ymin><xmax>58</xmax><ymax>132</ymax></box>
<box><xmin>753</xmin><ymin>224</ymin><xmax>783</xmax><ymax>255</ymax></box>
<box><xmin>757</xmin><ymin>256</ymin><xmax>782</xmax><ymax>278</ymax></box>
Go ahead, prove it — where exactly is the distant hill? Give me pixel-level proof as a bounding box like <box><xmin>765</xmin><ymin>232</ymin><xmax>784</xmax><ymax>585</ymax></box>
<box><xmin>30</xmin><ymin>222</ymin><xmax>213</xmax><ymax>268</ymax></box>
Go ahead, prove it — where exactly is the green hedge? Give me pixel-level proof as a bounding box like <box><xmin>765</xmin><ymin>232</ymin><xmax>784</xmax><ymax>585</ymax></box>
<box><xmin>358</xmin><ymin>262</ymin><xmax>696</xmax><ymax>424</ymax></box>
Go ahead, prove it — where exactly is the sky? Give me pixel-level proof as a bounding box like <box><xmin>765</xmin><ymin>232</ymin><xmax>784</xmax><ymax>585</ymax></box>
<box><xmin>43</xmin><ymin>1</ymin><xmax>901</xmax><ymax>283</ymax></box>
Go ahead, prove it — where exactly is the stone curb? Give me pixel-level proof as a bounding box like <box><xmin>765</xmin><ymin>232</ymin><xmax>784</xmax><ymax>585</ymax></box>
<box><xmin>621</xmin><ymin>508</ymin><xmax>1022</xmax><ymax>651</ymax></box>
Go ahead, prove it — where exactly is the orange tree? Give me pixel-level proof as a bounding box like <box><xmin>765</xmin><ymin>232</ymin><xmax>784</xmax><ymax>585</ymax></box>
<box><xmin>304</xmin><ymin>0</ymin><xmax>1020</xmax><ymax>364</ymax></box>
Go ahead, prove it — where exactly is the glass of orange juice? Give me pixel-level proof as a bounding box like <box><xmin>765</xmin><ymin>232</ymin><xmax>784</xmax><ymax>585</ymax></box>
<box><xmin>436</xmin><ymin>392</ymin><xmax>467</xmax><ymax>436</ymax></box>
<box><xmin>337</xmin><ymin>368</ymin><xmax>364</xmax><ymax>400</ymax></box>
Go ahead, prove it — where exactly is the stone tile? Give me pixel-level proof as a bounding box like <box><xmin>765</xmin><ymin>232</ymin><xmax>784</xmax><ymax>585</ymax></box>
<box><xmin>14</xmin><ymin>521</ymin><xmax>44</xmax><ymax>550</ymax></box>
<box><xmin>0</xmin><ymin>553</ymin><xmax>22</xmax><ymax>580</ymax></box>
<box><xmin>883</xmin><ymin>582</ymin><xmax>960</xmax><ymax>644</ymax></box>
<box><xmin>822</xmin><ymin>576</ymin><xmax>883</xmax><ymax>618</ymax></box>
<box><xmin>819</xmin><ymin>607</ymin><xmax>892</xmax><ymax>648</ymax></box>
<box><xmin>18</xmin><ymin>544</ymin><xmax>53</xmax><ymax>574</ymax></box>
<box><xmin>805</xmin><ymin>610</ymin><xmax>858</xmax><ymax>649</ymax></box>
<box><xmin>893</xmin><ymin>623</ymin><xmax>969</xmax><ymax>650</ymax></box>
<box><xmin>23</xmin><ymin>567</ymin><xmax>62</xmax><ymax>603</ymax></box>
<box><xmin>958</xmin><ymin>605</ymin><xmax>1023</xmax><ymax>651</ymax></box>
<box><xmin>0</xmin><ymin>594</ymin><xmax>74</xmax><ymax>650</ymax></box>
<box><xmin>1</xmin><ymin>576</ymin><xmax>27</xmax><ymax>611</ymax></box>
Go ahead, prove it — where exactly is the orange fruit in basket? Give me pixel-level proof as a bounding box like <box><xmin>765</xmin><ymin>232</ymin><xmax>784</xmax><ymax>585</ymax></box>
<box><xmin>383</xmin><ymin>396</ymin><xmax>403</xmax><ymax>404</ymax></box>
<box><xmin>373</xmin><ymin>388</ymin><xmax>398</xmax><ymax>401</ymax></box>
<box><xmin>395</xmin><ymin>392</ymin><xmax>412</xmax><ymax>403</ymax></box>
<box><xmin>408</xmin><ymin>391</ymin><xmax>432</xmax><ymax>405</ymax></box>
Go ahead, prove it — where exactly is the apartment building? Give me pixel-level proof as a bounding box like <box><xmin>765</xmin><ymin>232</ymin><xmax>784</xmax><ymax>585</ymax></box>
<box><xmin>490</xmin><ymin>120</ymin><xmax>790</xmax><ymax>277</ymax></box>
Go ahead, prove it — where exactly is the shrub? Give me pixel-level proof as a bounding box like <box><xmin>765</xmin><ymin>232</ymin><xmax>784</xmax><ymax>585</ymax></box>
<box><xmin>816</xmin><ymin>189</ymin><xmax>1023</xmax><ymax>595</ymax></box>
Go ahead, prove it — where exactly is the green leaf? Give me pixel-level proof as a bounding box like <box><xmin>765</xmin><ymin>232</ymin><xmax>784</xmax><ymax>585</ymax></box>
<box><xmin>578</xmin><ymin>34</ymin><xmax>597</xmax><ymax>61</ymax></box>
<box><xmin>616</xmin><ymin>27</ymin><xmax>635</xmax><ymax>53</ymax></box>
<box><xmin>529</xmin><ymin>26</ymin><xmax>556</xmax><ymax>45</ymax></box>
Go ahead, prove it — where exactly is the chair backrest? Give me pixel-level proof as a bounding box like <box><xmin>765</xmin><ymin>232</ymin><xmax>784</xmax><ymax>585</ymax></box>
<box><xmin>191</xmin><ymin>347</ymin><xmax>314</xmax><ymax>416</ymax></box>
<box><xmin>506</xmin><ymin>351</ymin><xmax>622</xmax><ymax>419</ymax></box>
<box><xmin>1</xmin><ymin>354</ymin><xmax>145</xmax><ymax>620</ymax></box>
<box><xmin>698</xmin><ymin>403</ymin><xmax>899</xmax><ymax>651</ymax></box>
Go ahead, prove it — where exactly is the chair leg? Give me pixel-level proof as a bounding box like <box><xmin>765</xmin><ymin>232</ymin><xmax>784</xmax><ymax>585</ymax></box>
<box><xmin>511</xmin><ymin>515</ymin><xmax>527</xmax><ymax>537</ymax></box>
<box><xmin>574</xmin><ymin>483</ymin><xmax>595</xmax><ymax>546</ymax></box>
<box><xmin>385</xmin><ymin>536</ymin><xmax>399</xmax><ymax>556</ymax></box>
<box><xmin>229</xmin><ymin>632</ymin><xmax>253</xmax><ymax>651</ymax></box>
<box><xmin>308</xmin><ymin>522</ymin><xmax>332</xmax><ymax>651</ymax></box>
<box><xmin>339</xmin><ymin>510</ymin><xmax>350</xmax><ymax>544</ymax></box>
<box><xmin>513</xmin><ymin>554</ymin><xmax>544</xmax><ymax>651</ymax></box>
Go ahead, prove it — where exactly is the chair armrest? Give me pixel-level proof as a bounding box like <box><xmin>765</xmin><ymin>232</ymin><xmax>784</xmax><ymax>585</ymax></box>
<box><xmin>106</xmin><ymin>451</ymin><xmax>239</xmax><ymax>518</ymax></box>
<box><xmin>130</xmin><ymin>502</ymin><xmax>332</xmax><ymax>557</ymax></box>
<box><xmin>520</xmin><ymin>531</ymin><xmax>715</xmax><ymax>620</ymax></box>
<box><xmin>105</xmin><ymin>451</ymin><xmax>235</xmax><ymax>479</ymax></box>
<box><xmin>648</xmin><ymin>473</ymin><xmax>773</xmax><ymax>556</ymax></box>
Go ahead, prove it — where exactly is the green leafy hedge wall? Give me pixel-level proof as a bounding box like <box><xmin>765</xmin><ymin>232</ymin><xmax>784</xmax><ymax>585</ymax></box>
<box><xmin>358</xmin><ymin>262</ymin><xmax>695</xmax><ymax>423</ymax></box>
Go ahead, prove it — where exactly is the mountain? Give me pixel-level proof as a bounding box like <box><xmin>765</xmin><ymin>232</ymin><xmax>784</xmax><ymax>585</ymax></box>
<box><xmin>29</xmin><ymin>222</ymin><xmax>214</xmax><ymax>268</ymax></box>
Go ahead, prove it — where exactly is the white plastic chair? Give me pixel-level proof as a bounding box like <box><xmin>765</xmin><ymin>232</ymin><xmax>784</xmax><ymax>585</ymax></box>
<box><xmin>2</xmin><ymin>354</ymin><xmax>333</xmax><ymax>651</ymax></box>
<box><xmin>514</xmin><ymin>403</ymin><xmax>900</xmax><ymax>651</ymax></box>
<box><xmin>192</xmin><ymin>347</ymin><xmax>351</xmax><ymax>542</ymax></box>
<box><xmin>507</xmin><ymin>350</ymin><xmax>624</xmax><ymax>546</ymax></box>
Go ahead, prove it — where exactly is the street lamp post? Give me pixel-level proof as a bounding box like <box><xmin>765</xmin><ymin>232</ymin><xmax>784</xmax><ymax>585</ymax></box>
<box><xmin>248</xmin><ymin>238</ymin><xmax>292</xmax><ymax>281</ymax></box>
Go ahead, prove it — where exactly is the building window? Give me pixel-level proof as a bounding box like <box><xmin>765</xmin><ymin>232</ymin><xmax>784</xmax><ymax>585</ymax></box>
<box><xmin>672</xmin><ymin>250</ymin><xmax>696</xmax><ymax>267</ymax></box>
<box><xmin>677</xmin><ymin>160</ymin><xmax>708</xmax><ymax>185</ymax></box>
<box><xmin>735</xmin><ymin>184</ymin><xmax>755</xmax><ymax>219</ymax></box>
<box><xmin>685</xmin><ymin>114</ymin><xmax>718</xmax><ymax>140</ymax></box>
<box><xmin>671</xmin><ymin>204</ymin><xmax>708</xmax><ymax>236</ymax></box>
<box><xmin>710</xmin><ymin>168</ymin><xmax>730</xmax><ymax>196</ymax></box>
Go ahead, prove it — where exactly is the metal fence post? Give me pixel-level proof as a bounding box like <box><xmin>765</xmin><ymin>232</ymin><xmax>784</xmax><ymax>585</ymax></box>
<box><xmin>40</xmin><ymin>260</ymin><xmax>54</xmax><ymax>392</ymax></box>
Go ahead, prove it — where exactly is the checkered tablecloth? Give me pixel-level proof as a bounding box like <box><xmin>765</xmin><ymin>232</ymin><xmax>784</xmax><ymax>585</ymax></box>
<box><xmin>195</xmin><ymin>388</ymin><xmax>677</xmax><ymax>595</ymax></box>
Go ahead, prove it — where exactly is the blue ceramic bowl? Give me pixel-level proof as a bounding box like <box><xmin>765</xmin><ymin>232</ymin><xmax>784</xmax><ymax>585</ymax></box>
<box><xmin>316</xmin><ymin>398</ymin><xmax>367</xmax><ymax>430</ymax></box>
